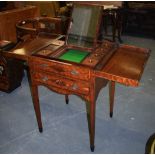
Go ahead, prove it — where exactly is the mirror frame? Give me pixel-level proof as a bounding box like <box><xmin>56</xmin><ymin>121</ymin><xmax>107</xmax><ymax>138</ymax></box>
<box><xmin>65</xmin><ymin>2</ymin><xmax>103</xmax><ymax>50</ymax></box>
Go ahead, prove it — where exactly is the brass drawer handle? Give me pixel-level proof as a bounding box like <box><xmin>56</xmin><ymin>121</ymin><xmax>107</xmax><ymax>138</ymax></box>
<box><xmin>71</xmin><ymin>70</ymin><xmax>79</xmax><ymax>75</ymax></box>
<box><xmin>55</xmin><ymin>80</ymin><xmax>60</xmax><ymax>84</ymax></box>
<box><xmin>55</xmin><ymin>80</ymin><xmax>64</xmax><ymax>86</ymax></box>
<box><xmin>42</xmin><ymin>76</ymin><xmax>48</xmax><ymax>82</ymax></box>
<box><xmin>72</xmin><ymin>84</ymin><xmax>78</xmax><ymax>90</ymax></box>
<box><xmin>40</xmin><ymin>64</ymin><xmax>48</xmax><ymax>68</ymax></box>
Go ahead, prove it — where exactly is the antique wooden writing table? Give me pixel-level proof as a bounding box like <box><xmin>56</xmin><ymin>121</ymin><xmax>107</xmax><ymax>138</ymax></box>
<box><xmin>3</xmin><ymin>37</ymin><xmax>150</xmax><ymax>151</ymax></box>
<box><xmin>2</xmin><ymin>3</ymin><xmax>150</xmax><ymax>152</ymax></box>
<box><xmin>28</xmin><ymin>39</ymin><xmax>149</xmax><ymax>152</ymax></box>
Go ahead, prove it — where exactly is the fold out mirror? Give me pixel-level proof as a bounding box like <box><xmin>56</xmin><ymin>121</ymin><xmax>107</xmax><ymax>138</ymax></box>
<box><xmin>66</xmin><ymin>3</ymin><xmax>102</xmax><ymax>49</ymax></box>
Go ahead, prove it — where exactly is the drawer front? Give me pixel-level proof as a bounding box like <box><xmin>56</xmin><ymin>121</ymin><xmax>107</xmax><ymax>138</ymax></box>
<box><xmin>33</xmin><ymin>72</ymin><xmax>90</xmax><ymax>95</ymax></box>
<box><xmin>30</xmin><ymin>58</ymin><xmax>90</xmax><ymax>81</ymax></box>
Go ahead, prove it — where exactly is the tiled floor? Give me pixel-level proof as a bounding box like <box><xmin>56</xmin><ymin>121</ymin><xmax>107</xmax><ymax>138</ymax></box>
<box><xmin>0</xmin><ymin>36</ymin><xmax>155</xmax><ymax>153</ymax></box>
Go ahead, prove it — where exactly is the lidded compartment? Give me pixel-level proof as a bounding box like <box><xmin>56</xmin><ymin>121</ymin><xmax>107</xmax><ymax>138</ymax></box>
<box><xmin>48</xmin><ymin>3</ymin><xmax>104</xmax><ymax>65</ymax></box>
<box><xmin>32</xmin><ymin>3</ymin><xmax>117</xmax><ymax>69</ymax></box>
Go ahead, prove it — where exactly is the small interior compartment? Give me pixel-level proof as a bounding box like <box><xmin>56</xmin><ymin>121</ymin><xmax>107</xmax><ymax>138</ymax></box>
<box><xmin>58</xmin><ymin>49</ymin><xmax>90</xmax><ymax>63</ymax></box>
<box><xmin>35</xmin><ymin>44</ymin><xmax>60</xmax><ymax>56</ymax></box>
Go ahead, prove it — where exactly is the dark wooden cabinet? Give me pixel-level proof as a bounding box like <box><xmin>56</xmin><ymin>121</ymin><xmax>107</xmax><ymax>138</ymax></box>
<box><xmin>0</xmin><ymin>40</ymin><xmax>24</xmax><ymax>93</ymax></box>
<box><xmin>123</xmin><ymin>2</ymin><xmax>155</xmax><ymax>38</ymax></box>
<box><xmin>0</xmin><ymin>56</ymin><xmax>24</xmax><ymax>93</ymax></box>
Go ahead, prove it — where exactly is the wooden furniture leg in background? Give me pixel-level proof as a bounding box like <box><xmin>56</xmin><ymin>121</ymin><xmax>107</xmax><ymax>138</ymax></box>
<box><xmin>31</xmin><ymin>84</ymin><xmax>43</xmax><ymax>132</ymax></box>
<box><xmin>117</xmin><ymin>9</ymin><xmax>123</xmax><ymax>43</ymax></box>
<box><xmin>65</xmin><ymin>94</ymin><xmax>69</xmax><ymax>104</ymax></box>
<box><xmin>111</xmin><ymin>14</ymin><xmax>116</xmax><ymax>42</ymax></box>
<box><xmin>117</xmin><ymin>26</ymin><xmax>123</xmax><ymax>43</ymax></box>
<box><xmin>109</xmin><ymin>81</ymin><xmax>115</xmax><ymax>117</ymax></box>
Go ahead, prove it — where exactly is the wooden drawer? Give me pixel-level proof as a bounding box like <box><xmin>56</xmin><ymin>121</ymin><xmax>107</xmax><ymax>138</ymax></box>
<box><xmin>33</xmin><ymin>72</ymin><xmax>90</xmax><ymax>95</ymax></box>
<box><xmin>30</xmin><ymin>57</ymin><xmax>90</xmax><ymax>81</ymax></box>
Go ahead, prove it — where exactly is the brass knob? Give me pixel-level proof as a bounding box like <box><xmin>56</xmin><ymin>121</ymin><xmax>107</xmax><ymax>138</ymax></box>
<box><xmin>89</xmin><ymin>59</ymin><xmax>93</xmax><ymax>63</ymax></box>
<box><xmin>71</xmin><ymin>70</ymin><xmax>79</xmax><ymax>75</ymax></box>
<box><xmin>72</xmin><ymin>84</ymin><xmax>78</xmax><ymax>90</ymax></box>
<box><xmin>40</xmin><ymin>64</ymin><xmax>48</xmax><ymax>68</ymax></box>
<box><xmin>55</xmin><ymin>80</ymin><xmax>64</xmax><ymax>86</ymax></box>
<box><xmin>55</xmin><ymin>80</ymin><xmax>60</xmax><ymax>84</ymax></box>
<box><xmin>42</xmin><ymin>76</ymin><xmax>48</xmax><ymax>82</ymax></box>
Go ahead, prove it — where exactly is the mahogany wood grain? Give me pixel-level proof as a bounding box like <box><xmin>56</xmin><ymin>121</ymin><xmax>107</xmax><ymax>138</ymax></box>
<box><xmin>95</xmin><ymin>44</ymin><xmax>150</xmax><ymax>86</ymax></box>
<box><xmin>31</xmin><ymin>56</ymin><xmax>91</xmax><ymax>81</ymax></box>
<box><xmin>89</xmin><ymin>77</ymin><xmax>96</xmax><ymax>152</ymax></box>
<box><xmin>33</xmin><ymin>72</ymin><xmax>90</xmax><ymax>95</ymax></box>
<box><xmin>3</xmin><ymin>37</ymin><xmax>63</xmax><ymax>61</ymax></box>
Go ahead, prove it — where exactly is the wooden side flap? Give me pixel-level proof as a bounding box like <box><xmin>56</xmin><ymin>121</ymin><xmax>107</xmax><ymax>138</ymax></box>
<box><xmin>95</xmin><ymin>44</ymin><xmax>150</xmax><ymax>87</ymax></box>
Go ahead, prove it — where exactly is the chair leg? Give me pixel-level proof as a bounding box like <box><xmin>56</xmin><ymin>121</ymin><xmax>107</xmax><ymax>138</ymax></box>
<box><xmin>65</xmin><ymin>95</ymin><xmax>69</xmax><ymax>104</ymax></box>
<box><xmin>111</xmin><ymin>14</ymin><xmax>116</xmax><ymax>42</ymax></box>
<box><xmin>104</xmin><ymin>17</ymin><xmax>108</xmax><ymax>36</ymax></box>
<box><xmin>109</xmin><ymin>81</ymin><xmax>115</xmax><ymax>117</ymax></box>
<box><xmin>117</xmin><ymin>21</ymin><xmax>123</xmax><ymax>43</ymax></box>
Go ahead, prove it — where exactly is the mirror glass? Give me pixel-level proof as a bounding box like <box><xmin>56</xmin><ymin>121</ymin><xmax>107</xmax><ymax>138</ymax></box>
<box><xmin>67</xmin><ymin>4</ymin><xmax>102</xmax><ymax>48</ymax></box>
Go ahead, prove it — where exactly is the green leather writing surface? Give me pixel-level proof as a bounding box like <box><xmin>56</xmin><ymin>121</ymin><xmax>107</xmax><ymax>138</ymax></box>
<box><xmin>59</xmin><ymin>49</ymin><xmax>89</xmax><ymax>63</ymax></box>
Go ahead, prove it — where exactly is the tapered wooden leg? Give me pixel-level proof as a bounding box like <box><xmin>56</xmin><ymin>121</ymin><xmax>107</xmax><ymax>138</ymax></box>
<box><xmin>109</xmin><ymin>81</ymin><xmax>115</xmax><ymax>118</ymax></box>
<box><xmin>89</xmin><ymin>99</ymin><xmax>95</xmax><ymax>152</ymax></box>
<box><xmin>65</xmin><ymin>95</ymin><xmax>69</xmax><ymax>104</ymax></box>
<box><xmin>85</xmin><ymin>97</ymin><xmax>96</xmax><ymax>152</ymax></box>
<box><xmin>31</xmin><ymin>84</ymin><xmax>43</xmax><ymax>132</ymax></box>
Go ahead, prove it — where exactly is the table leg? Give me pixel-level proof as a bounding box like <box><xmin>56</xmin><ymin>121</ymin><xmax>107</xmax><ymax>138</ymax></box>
<box><xmin>104</xmin><ymin>16</ymin><xmax>108</xmax><ymax>36</ymax></box>
<box><xmin>86</xmin><ymin>99</ymin><xmax>95</xmax><ymax>152</ymax></box>
<box><xmin>111</xmin><ymin>14</ymin><xmax>116</xmax><ymax>42</ymax></box>
<box><xmin>117</xmin><ymin>20</ymin><xmax>123</xmax><ymax>43</ymax></box>
<box><xmin>118</xmin><ymin>29</ymin><xmax>123</xmax><ymax>43</ymax></box>
<box><xmin>89</xmin><ymin>99</ymin><xmax>95</xmax><ymax>152</ymax></box>
<box><xmin>109</xmin><ymin>81</ymin><xmax>115</xmax><ymax>117</ymax></box>
<box><xmin>65</xmin><ymin>94</ymin><xmax>69</xmax><ymax>104</ymax></box>
<box><xmin>31</xmin><ymin>84</ymin><xmax>43</xmax><ymax>132</ymax></box>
